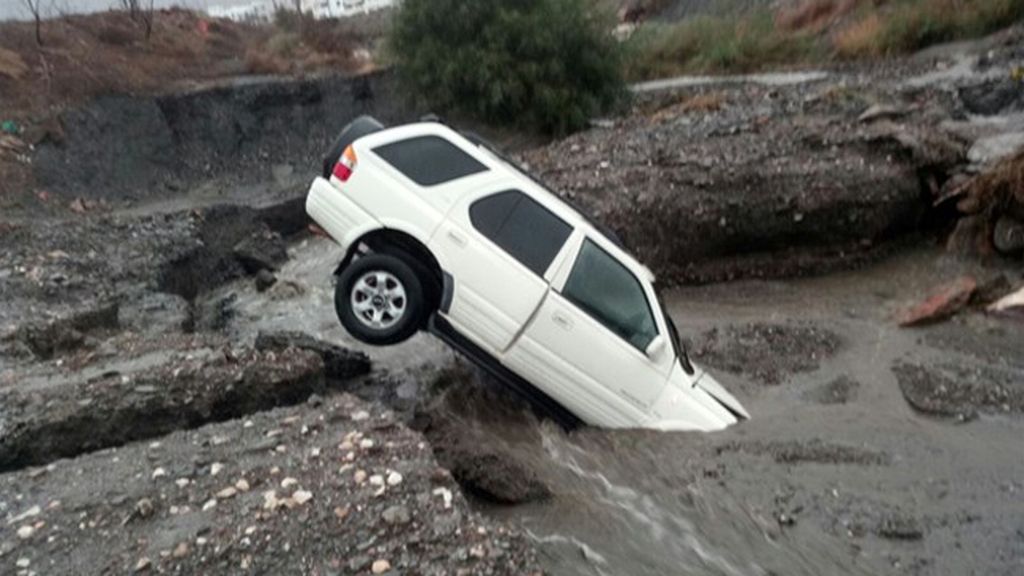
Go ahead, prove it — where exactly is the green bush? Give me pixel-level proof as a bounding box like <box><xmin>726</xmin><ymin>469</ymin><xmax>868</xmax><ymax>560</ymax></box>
<box><xmin>877</xmin><ymin>0</ymin><xmax>1024</xmax><ymax>54</ymax></box>
<box><xmin>388</xmin><ymin>0</ymin><xmax>626</xmax><ymax>135</ymax></box>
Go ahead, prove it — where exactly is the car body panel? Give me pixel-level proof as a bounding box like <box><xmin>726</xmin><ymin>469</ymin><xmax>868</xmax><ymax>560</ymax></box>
<box><xmin>307</xmin><ymin>119</ymin><xmax>748</xmax><ymax>432</ymax></box>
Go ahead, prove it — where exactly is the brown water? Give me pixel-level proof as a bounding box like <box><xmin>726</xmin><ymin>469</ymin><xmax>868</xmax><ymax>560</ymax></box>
<box><xmin>227</xmin><ymin>238</ymin><xmax>1024</xmax><ymax>576</ymax></box>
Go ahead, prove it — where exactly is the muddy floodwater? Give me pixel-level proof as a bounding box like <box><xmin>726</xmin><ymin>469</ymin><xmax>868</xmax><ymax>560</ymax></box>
<box><xmin>218</xmin><ymin>237</ymin><xmax>1023</xmax><ymax>576</ymax></box>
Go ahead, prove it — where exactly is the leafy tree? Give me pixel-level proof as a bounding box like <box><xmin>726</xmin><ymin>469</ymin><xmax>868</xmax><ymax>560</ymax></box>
<box><xmin>389</xmin><ymin>0</ymin><xmax>625</xmax><ymax>135</ymax></box>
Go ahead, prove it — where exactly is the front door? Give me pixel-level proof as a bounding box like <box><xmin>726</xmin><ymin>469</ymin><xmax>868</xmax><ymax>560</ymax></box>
<box><xmin>507</xmin><ymin>236</ymin><xmax>673</xmax><ymax>427</ymax></box>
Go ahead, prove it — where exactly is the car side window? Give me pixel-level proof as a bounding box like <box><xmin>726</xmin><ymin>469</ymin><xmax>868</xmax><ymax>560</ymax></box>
<box><xmin>469</xmin><ymin>190</ymin><xmax>572</xmax><ymax>277</ymax></box>
<box><xmin>561</xmin><ymin>239</ymin><xmax>658</xmax><ymax>351</ymax></box>
<box><xmin>373</xmin><ymin>136</ymin><xmax>488</xmax><ymax>186</ymax></box>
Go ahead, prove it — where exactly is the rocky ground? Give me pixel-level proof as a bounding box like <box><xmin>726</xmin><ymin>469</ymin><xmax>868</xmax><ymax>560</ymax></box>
<box><xmin>1</xmin><ymin>25</ymin><xmax>1023</xmax><ymax>576</ymax></box>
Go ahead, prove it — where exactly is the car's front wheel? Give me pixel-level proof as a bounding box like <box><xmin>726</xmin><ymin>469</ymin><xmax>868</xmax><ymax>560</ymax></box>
<box><xmin>335</xmin><ymin>254</ymin><xmax>424</xmax><ymax>346</ymax></box>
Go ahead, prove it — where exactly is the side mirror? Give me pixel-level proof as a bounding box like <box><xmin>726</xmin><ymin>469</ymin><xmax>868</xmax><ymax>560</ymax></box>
<box><xmin>645</xmin><ymin>336</ymin><xmax>667</xmax><ymax>360</ymax></box>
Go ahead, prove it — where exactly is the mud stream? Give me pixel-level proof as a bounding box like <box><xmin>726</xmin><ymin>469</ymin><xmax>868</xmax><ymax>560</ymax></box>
<box><xmin>214</xmin><ymin>236</ymin><xmax>1023</xmax><ymax>576</ymax></box>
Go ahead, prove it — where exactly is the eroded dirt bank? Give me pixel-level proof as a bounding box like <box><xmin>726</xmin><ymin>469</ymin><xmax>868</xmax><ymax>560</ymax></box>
<box><xmin>2</xmin><ymin>30</ymin><xmax>1023</xmax><ymax>576</ymax></box>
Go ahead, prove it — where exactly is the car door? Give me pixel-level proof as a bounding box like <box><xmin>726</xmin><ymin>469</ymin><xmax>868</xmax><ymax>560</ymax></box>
<box><xmin>430</xmin><ymin>188</ymin><xmax>574</xmax><ymax>353</ymax></box>
<box><xmin>506</xmin><ymin>234</ymin><xmax>674</xmax><ymax>427</ymax></box>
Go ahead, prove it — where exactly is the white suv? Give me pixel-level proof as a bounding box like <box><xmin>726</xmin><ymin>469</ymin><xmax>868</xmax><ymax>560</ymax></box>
<box><xmin>306</xmin><ymin>116</ymin><xmax>748</xmax><ymax>431</ymax></box>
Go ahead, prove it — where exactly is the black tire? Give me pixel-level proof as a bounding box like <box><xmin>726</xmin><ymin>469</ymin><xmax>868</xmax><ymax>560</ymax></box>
<box><xmin>322</xmin><ymin>116</ymin><xmax>385</xmax><ymax>178</ymax></box>
<box><xmin>335</xmin><ymin>254</ymin><xmax>424</xmax><ymax>346</ymax></box>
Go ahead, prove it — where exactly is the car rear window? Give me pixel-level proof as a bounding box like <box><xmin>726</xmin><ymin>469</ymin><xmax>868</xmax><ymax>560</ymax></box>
<box><xmin>470</xmin><ymin>190</ymin><xmax>572</xmax><ymax>276</ymax></box>
<box><xmin>373</xmin><ymin>135</ymin><xmax>488</xmax><ymax>186</ymax></box>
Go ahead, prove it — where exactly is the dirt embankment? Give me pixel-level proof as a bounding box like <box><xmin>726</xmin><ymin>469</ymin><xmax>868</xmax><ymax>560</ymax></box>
<box><xmin>27</xmin><ymin>71</ymin><xmax>408</xmax><ymax>205</ymax></box>
<box><xmin>524</xmin><ymin>76</ymin><xmax>971</xmax><ymax>283</ymax></box>
<box><xmin>0</xmin><ymin>395</ymin><xmax>540</xmax><ymax>575</ymax></box>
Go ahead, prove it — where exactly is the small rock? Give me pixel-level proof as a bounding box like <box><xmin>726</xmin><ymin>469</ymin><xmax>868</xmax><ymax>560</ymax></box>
<box><xmin>988</xmin><ymin>286</ymin><xmax>1024</xmax><ymax>318</ymax></box>
<box><xmin>382</xmin><ymin>505</ymin><xmax>411</xmax><ymax>525</ymax></box>
<box><xmin>255</xmin><ymin>269</ymin><xmax>277</xmax><ymax>292</ymax></box>
<box><xmin>899</xmin><ymin>276</ymin><xmax>977</xmax><ymax>327</ymax></box>
<box><xmin>351</xmin><ymin>410</ymin><xmax>370</xmax><ymax>422</ymax></box>
<box><xmin>354</xmin><ymin>470</ymin><xmax>367</xmax><ymax>484</ymax></box>
<box><xmin>334</xmin><ymin>506</ymin><xmax>350</xmax><ymax>520</ymax></box>
<box><xmin>432</xmin><ymin>487</ymin><xmax>453</xmax><ymax>509</ymax></box>
<box><xmin>371</xmin><ymin>559</ymin><xmax>392</xmax><ymax>574</ymax></box>
<box><xmin>210</xmin><ymin>463</ymin><xmax>224</xmax><ymax>476</ymax></box>
<box><xmin>281</xmin><ymin>477</ymin><xmax>298</xmax><ymax>488</ymax></box>
<box><xmin>135</xmin><ymin>498</ymin><xmax>155</xmax><ymax>518</ymax></box>
<box><xmin>201</xmin><ymin>499</ymin><xmax>217</xmax><ymax>511</ymax></box>
<box><xmin>16</xmin><ymin>525</ymin><xmax>35</xmax><ymax>539</ymax></box>
<box><xmin>216</xmin><ymin>487</ymin><xmax>238</xmax><ymax>499</ymax></box>
<box><xmin>151</xmin><ymin>468</ymin><xmax>167</xmax><ymax>480</ymax></box>
<box><xmin>858</xmin><ymin>103</ymin><xmax>907</xmax><ymax>123</ymax></box>
<box><xmin>292</xmin><ymin>490</ymin><xmax>313</xmax><ymax>506</ymax></box>
<box><xmin>16</xmin><ymin>558</ymin><xmax>30</xmax><ymax>568</ymax></box>
<box><xmin>134</xmin><ymin>557</ymin><xmax>151</xmax><ymax>572</ymax></box>
<box><xmin>172</xmin><ymin>542</ymin><xmax>189</xmax><ymax>558</ymax></box>
<box><xmin>386</xmin><ymin>471</ymin><xmax>403</xmax><ymax>486</ymax></box>
<box><xmin>235</xmin><ymin>479</ymin><xmax>251</xmax><ymax>492</ymax></box>
<box><xmin>175</xmin><ymin>478</ymin><xmax>190</xmax><ymax>488</ymax></box>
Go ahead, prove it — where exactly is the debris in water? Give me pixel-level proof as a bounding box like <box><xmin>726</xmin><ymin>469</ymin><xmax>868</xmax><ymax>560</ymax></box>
<box><xmin>898</xmin><ymin>276</ymin><xmax>977</xmax><ymax>327</ymax></box>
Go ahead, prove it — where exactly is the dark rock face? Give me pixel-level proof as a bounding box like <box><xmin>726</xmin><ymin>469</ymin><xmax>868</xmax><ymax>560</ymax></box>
<box><xmin>0</xmin><ymin>348</ymin><xmax>325</xmax><ymax>472</ymax></box>
<box><xmin>959</xmin><ymin>79</ymin><xmax>1024</xmax><ymax>116</ymax></box>
<box><xmin>33</xmin><ymin>72</ymin><xmax>411</xmax><ymax>202</ymax></box>
<box><xmin>233</xmin><ymin>229</ymin><xmax>288</xmax><ymax>273</ymax></box>
<box><xmin>16</xmin><ymin>302</ymin><xmax>120</xmax><ymax>359</ymax></box>
<box><xmin>447</xmin><ymin>450</ymin><xmax>551</xmax><ymax>505</ymax></box>
<box><xmin>255</xmin><ymin>330</ymin><xmax>372</xmax><ymax>381</ymax></box>
<box><xmin>524</xmin><ymin>87</ymin><xmax>965</xmax><ymax>284</ymax></box>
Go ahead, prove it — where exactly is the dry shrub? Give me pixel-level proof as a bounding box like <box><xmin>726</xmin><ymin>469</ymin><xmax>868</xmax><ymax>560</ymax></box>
<box><xmin>834</xmin><ymin>12</ymin><xmax>884</xmax><ymax>57</ymax></box>
<box><xmin>0</xmin><ymin>47</ymin><xmax>28</xmax><ymax>80</ymax></box>
<box><xmin>650</xmin><ymin>92</ymin><xmax>726</xmax><ymax>122</ymax></box>
<box><xmin>835</xmin><ymin>0</ymin><xmax>1024</xmax><ymax>58</ymax></box>
<box><xmin>777</xmin><ymin>0</ymin><xmax>837</xmax><ymax>31</ymax></box>
<box><xmin>958</xmin><ymin>150</ymin><xmax>1024</xmax><ymax>214</ymax></box>
<box><xmin>245</xmin><ymin>49</ymin><xmax>290</xmax><ymax>75</ymax></box>
<box><xmin>96</xmin><ymin>23</ymin><xmax>137</xmax><ymax>46</ymax></box>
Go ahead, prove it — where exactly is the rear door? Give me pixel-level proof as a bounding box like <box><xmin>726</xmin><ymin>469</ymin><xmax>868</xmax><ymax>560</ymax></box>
<box><xmin>506</xmin><ymin>235</ymin><xmax>674</xmax><ymax>427</ymax></box>
<box><xmin>431</xmin><ymin>188</ymin><xmax>574</xmax><ymax>353</ymax></box>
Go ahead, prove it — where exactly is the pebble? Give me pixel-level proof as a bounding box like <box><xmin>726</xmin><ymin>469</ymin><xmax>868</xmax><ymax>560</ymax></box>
<box><xmin>135</xmin><ymin>498</ymin><xmax>154</xmax><ymax>518</ymax></box>
<box><xmin>354</xmin><ymin>470</ymin><xmax>367</xmax><ymax>484</ymax></box>
<box><xmin>369</xmin><ymin>474</ymin><xmax>384</xmax><ymax>487</ymax></box>
<box><xmin>386</xmin><ymin>471</ymin><xmax>403</xmax><ymax>487</ymax></box>
<box><xmin>433</xmin><ymin>487</ymin><xmax>453</xmax><ymax>509</ymax></box>
<box><xmin>172</xmin><ymin>542</ymin><xmax>189</xmax><ymax>558</ymax></box>
<box><xmin>210</xmin><ymin>462</ymin><xmax>224</xmax><ymax>476</ymax></box>
<box><xmin>16</xmin><ymin>558</ymin><xmax>30</xmax><ymax>568</ymax></box>
<box><xmin>351</xmin><ymin>410</ymin><xmax>370</xmax><ymax>421</ymax></box>
<box><xmin>17</xmin><ymin>525</ymin><xmax>35</xmax><ymax>539</ymax></box>
<box><xmin>359</xmin><ymin>439</ymin><xmax>375</xmax><ymax>449</ymax></box>
<box><xmin>371</xmin><ymin>559</ymin><xmax>391</xmax><ymax>574</ymax></box>
<box><xmin>381</xmin><ymin>505</ymin><xmax>411</xmax><ymax>525</ymax></box>
<box><xmin>235</xmin><ymin>479</ymin><xmax>251</xmax><ymax>492</ymax></box>
<box><xmin>292</xmin><ymin>490</ymin><xmax>313</xmax><ymax>506</ymax></box>
<box><xmin>281</xmin><ymin>477</ymin><xmax>298</xmax><ymax>488</ymax></box>
<box><xmin>175</xmin><ymin>478</ymin><xmax>190</xmax><ymax>488</ymax></box>
<box><xmin>9</xmin><ymin>505</ymin><xmax>41</xmax><ymax>523</ymax></box>
<box><xmin>201</xmin><ymin>499</ymin><xmax>217</xmax><ymax>511</ymax></box>
<box><xmin>134</xmin><ymin>557</ymin><xmax>151</xmax><ymax>572</ymax></box>
<box><xmin>216</xmin><ymin>487</ymin><xmax>238</xmax><ymax>499</ymax></box>
<box><xmin>151</xmin><ymin>468</ymin><xmax>167</xmax><ymax>479</ymax></box>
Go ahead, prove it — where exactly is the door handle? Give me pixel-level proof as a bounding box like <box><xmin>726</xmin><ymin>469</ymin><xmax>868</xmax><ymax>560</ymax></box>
<box><xmin>552</xmin><ymin>311</ymin><xmax>573</xmax><ymax>330</ymax></box>
<box><xmin>446</xmin><ymin>229</ymin><xmax>467</xmax><ymax>247</ymax></box>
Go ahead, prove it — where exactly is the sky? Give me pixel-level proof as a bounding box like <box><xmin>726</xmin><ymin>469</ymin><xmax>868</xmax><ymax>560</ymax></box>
<box><xmin>0</xmin><ymin>0</ymin><xmax>263</xmax><ymax>21</ymax></box>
